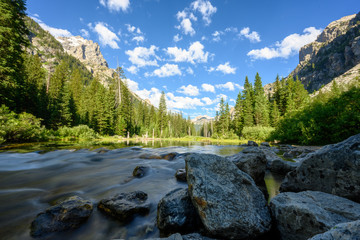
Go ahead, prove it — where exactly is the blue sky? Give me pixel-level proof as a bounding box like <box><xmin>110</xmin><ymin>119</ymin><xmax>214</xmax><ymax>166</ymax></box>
<box><xmin>27</xmin><ymin>0</ymin><xmax>358</xmax><ymax>118</ymax></box>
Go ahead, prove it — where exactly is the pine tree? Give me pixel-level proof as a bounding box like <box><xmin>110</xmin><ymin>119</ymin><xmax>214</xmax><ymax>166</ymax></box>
<box><xmin>158</xmin><ymin>91</ymin><xmax>167</xmax><ymax>137</ymax></box>
<box><xmin>242</xmin><ymin>76</ymin><xmax>254</xmax><ymax>127</ymax></box>
<box><xmin>120</xmin><ymin>80</ymin><xmax>134</xmax><ymax>135</ymax></box>
<box><xmin>0</xmin><ymin>0</ymin><xmax>29</xmax><ymax>110</ymax></box>
<box><xmin>253</xmin><ymin>72</ymin><xmax>269</xmax><ymax>126</ymax></box>
<box><xmin>270</xmin><ymin>100</ymin><xmax>281</xmax><ymax>127</ymax></box>
<box><xmin>233</xmin><ymin>91</ymin><xmax>243</xmax><ymax>136</ymax></box>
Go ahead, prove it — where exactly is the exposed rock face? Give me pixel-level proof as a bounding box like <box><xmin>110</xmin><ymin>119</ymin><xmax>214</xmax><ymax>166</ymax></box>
<box><xmin>270</xmin><ymin>191</ymin><xmax>360</xmax><ymax>240</ymax></box>
<box><xmin>308</xmin><ymin>220</ymin><xmax>360</xmax><ymax>240</ymax></box>
<box><xmin>57</xmin><ymin>36</ymin><xmax>114</xmax><ymax>86</ymax></box>
<box><xmin>30</xmin><ymin>196</ymin><xmax>93</xmax><ymax>237</ymax></box>
<box><xmin>280</xmin><ymin>134</ymin><xmax>360</xmax><ymax>202</ymax></box>
<box><xmin>226</xmin><ymin>147</ymin><xmax>267</xmax><ymax>185</ymax></box>
<box><xmin>186</xmin><ymin>153</ymin><xmax>271</xmax><ymax>239</ymax></box>
<box><xmin>157</xmin><ymin>188</ymin><xmax>201</xmax><ymax>235</ymax></box>
<box><xmin>98</xmin><ymin>191</ymin><xmax>150</xmax><ymax>221</ymax></box>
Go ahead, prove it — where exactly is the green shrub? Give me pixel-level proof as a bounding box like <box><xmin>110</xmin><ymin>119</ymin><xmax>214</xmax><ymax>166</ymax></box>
<box><xmin>56</xmin><ymin>125</ymin><xmax>98</xmax><ymax>139</ymax></box>
<box><xmin>241</xmin><ymin>126</ymin><xmax>275</xmax><ymax>141</ymax></box>
<box><xmin>0</xmin><ymin>105</ymin><xmax>47</xmax><ymax>143</ymax></box>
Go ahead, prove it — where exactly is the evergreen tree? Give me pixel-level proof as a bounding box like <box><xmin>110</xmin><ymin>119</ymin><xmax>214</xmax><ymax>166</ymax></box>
<box><xmin>0</xmin><ymin>0</ymin><xmax>29</xmax><ymax>111</ymax></box>
<box><xmin>270</xmin><ymin>100</ymin><xmax>281</xmax><ymax>127</ymax></box>
<box><xmin>253</xmin><ymin>72</ymin><xmax>269</xmax><ymax>126</ymax></box>
<box><xmin>120</xmin><ymin>80</ymin><xmax>134</xmax><ymax>135</ymax></box>
<box><xmin>242</xmin><ymin>76</ymin><xmax>254</xmax><ymax>127</ymax></box>
<box><xmin>158</xmin><ymin>91</ymin><xmax>167</xmax><ymax>137</ymax></box>
<box><xmin>233</xmin><ymin>91</ymin><xmax>243</xmax><ymax>136</ymax></box>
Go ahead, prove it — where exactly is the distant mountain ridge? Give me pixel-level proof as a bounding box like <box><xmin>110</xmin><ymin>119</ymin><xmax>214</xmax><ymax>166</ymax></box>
<box><xmin>192</xmin><ymin>115</ymin><xmax>214</xmax><ymax>125</ymax></box>
<box><xmin>265</xmin><ymin>12</ymin><xmax>360</xmax><ymax>95</ymax></box>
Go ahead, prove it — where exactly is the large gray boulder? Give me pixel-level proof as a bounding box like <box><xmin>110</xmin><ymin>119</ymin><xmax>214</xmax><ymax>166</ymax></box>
<box><xmin>261</xmin><ymin>147</ymin><xmax>299</xmax><ymax>175</ymax></box>
<box><xmin>157</xmin><ymin>188</ymin><xmax>201</xmax><ymax>235</ymax></box>
<box><xmin>186</xmin><ymin>153</ymin><xmax>271</xmax><ymax>239</ymax></box>
<box><xmin>270</xmin><ymin>191</ymin><xmax>360</xmax><ymax>240</ymax></box>
<box><xmin>280</xmin><ymin>134</ymin><xmax>360</xmax><ymax>202</ymax></box>
<box><xmin>226</xmin><ymin>147</ymin><xmax>267</xmax><ymax>185</ymax></box>
<box><xmin>98</xmin><ymin>191</ymin><xmax>150</xmax><ymax>222</ymax></box>
<box><xmin>308</xmin><ymin>220</ymin><xmax>360</xmax><ymax>240</ymax></box>
<box><xmin>30</xmin><ymin>196</ymin><xmax>93</xmax><ymax>237</ymax></box>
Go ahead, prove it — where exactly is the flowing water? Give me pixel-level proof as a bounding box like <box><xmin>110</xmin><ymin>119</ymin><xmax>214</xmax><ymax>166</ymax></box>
<box><xmin>0</xmin><ymin>141</ymin><xmax>283</xmax><ymax>240</ymax></box>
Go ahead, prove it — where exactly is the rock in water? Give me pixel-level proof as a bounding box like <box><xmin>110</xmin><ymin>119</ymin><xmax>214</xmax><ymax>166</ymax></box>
<box><xmin>308</xmin><ymin>220</ymin><xmax>360</xmax><ymax>240</ymax></box>
<box><xmin>226</xmin><ymin>147</ymin><xmax>267</xmax><ymax>185</ymax></box>
<box><xmin>270</xmin><ymin>191</ymin><xmax>360</xmax><ymax>240</ymax></box>
<box><xmin>30</xmin><ymin>196</ymin><xmax>93</xmax><ymax>237</ymax></box>
<box><xmin>185</xmin><ymin>153</ymin><xmax>271</xmax><ymax>239</ymax></box>
<box><xmin>98</xmin><ymin>191</ymin><xmax>150</xmax><ymax>222</ymax></box>
<box><xmin>280</xmin><ymin>134</ymin><xmax>360</xmax><ymax>202</ymax></box>
<box><xmin>175</xmin><ymin>169</ymin><xmax>187</xmax><ymax>182</ymax></box>
<box><xmin>157</xmin><ymin>188</ymin><xmax>201</xmax><ymax>235</ymax></box>
<box><xmin>133</xmin><ymin>166</ymin><xmax>149</xmax><ymax>178</ymax></box>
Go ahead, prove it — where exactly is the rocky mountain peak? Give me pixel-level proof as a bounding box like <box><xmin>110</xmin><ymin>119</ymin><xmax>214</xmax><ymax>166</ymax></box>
<box><xmin>57</xmin><ymin>36</ymin><xmax>114</xmax><ymax>85</ymax></box>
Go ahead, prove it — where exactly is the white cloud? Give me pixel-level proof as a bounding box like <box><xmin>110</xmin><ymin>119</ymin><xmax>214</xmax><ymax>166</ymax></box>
<box><xmin>214</xmin><ymin>62</ymin><xmax>236</xmax><ymax>74</ymax></box>
<box><xmin>166</xmin><ymin>93</ymin><xmax>204</xmax><ymax>109</ymax></box>
<box><xmin>125</xmin><ymin>78</ymin><xmax>139</xmax><ymax>92</ymax></box>
<box><xmin>187</xmin><ymin>67</ymin><xmax>194</xmax><ymax>75</ymax></box>
<box><xmin>217</xmin><ymin>93</ymin><xmax>228</xmax><ymax>101</ymax></box>
<box><xmin>92</xmin><ymin>22</ymin><xmax>120</xmax><ymax>49</ymax></box>
<box><xmin>177</xmin><ymin>84</ymin><xmax>199</xmax><ymax>96</ymax></box>
<box><xmin>173</xmin><ymin>34</ymin><xmax>182</xmax><ymax>42</ymax></box>
<box><xmin>201</xmin><ymin>83</ymin><xmax>215</xmax><ymax>93</ymax></box>
<box><xmin>166</xmin><ymin>41</ymin><xmax>209</xmax><ymax>64</ymax></box>
<box><xmin>100</xmin><ymin>0</ymin><xmax>130</xmax><ymax>12</ymax></box>
<box><xmin>126</xmin><ymin>65</ymin><xmax>138</xmax><ymax>74</ymax></box>
<box><xmin>248</xmin><ymin>27</ymin><xmax>322</xmax><ymax>60</ymax></box>
<box><xmin>31</xmin><ymin>16</ymin><xmax>72</xmax><ymax>37</ymax></box>
<box><xmin>132</xmin><ymin>36</ymin><xmax>144</xmax><ymax>43</ymax></box>
<box><xmin>146</xmin><ymin>63</ymin><xmax>182</xmax><ymax>78</ymax></box>
<box><xmin>191</xmin><ymin>0</ymin><xmax>217</xmax><ymax>25</ymax></box>
<box><xmin>125</xmin><ymin>45</ymin><xmax>159</xmax><ymax>67</ymax></box>
<box><xmin>177</xmin><ymin>18</ymin><xmax>195</xmax><ymax>36</ymax></box>
<box><xmin>215</xmin><ymin>82</ymin><xmax>242</xmax><ymax>91</ymax></box>
<box><xmin>125</xmin><ymin>24</ymin><xmax>142</xmax><ymax>34</ymax></box>
<box><xmin>239</xmin><ymin>27</ymin><xmax>261</xmax><ymax>43</ymax></box>
<box><xmin>202</xmin><ymin>97</ymin><xmax>214</xmax><ymax>105</ymax></box>
<box><xmin>80</xmin><ymin>29</ymin><xmax>89</xmax><ymax>38</ymax></box>
<box><xmin>212</xmin><ymin>30</ymin><xmax>223</xmax><ymax>42</ymax></box>
<box><xmin>225</xmin><ymin>27</ymin><xmax>238</xmax><ymax>33</ymax></box>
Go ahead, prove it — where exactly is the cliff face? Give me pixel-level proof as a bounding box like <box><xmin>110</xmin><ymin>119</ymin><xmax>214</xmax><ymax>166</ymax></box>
<box><xmin>57</xmin><ymin>36</ymin><xmax>115</xmax><ymax>86</ymax></box>
<box><xmin>293</xmin><ymin>12</ymin><xmax>360</xmax><ymax>93</ymax></box>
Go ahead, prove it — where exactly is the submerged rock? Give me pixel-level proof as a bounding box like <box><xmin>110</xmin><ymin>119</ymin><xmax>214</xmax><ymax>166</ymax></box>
<box><xmin>308</xmin><ymin>220</ymin><xmax>360</xmax><ymax>240</ymax></box>
<box><xmin>161</xmin><ymin>152</ymin><xmax>178</xmax><ymax>161</ymax></box>
<box><xmin>175</xmin><ymin>169</ymin><xmax>187</xmax><ymax>182</ymax></box>
<box><xmin>98</xmin><ymin>191</ymin><xmax>150</xmax><ymax>222</ymax></box>
<box><xmin>30</xmin><ymin>196</ymin><xmax>93</xmax><ymax>237</ymax></box>
<box><xmin>157</xmin><ymin>188</ymin><xmax>201</xmax><ymax>235</ymax></box>
<box><xmin>133</xmin><ymin>165</ymin><xmax>149</xmax><ymax>178</ymax></box>
<box><xmin>270</xmin><ymin>191</ymin><xmax>360</xmax><ymax>240</ymax></box>
<box><xmin>186</xmin><ymin>153</ymin><xmax>271</xmax><ymax>239</ymax></box>
<box><xmin>280</xmin><ymin>134</ymin><xmax>360</xmax><ymax>202</ymax></box>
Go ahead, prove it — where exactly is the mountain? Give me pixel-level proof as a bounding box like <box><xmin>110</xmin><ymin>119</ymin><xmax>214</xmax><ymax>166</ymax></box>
<box><xmin>192</xmin><ymin>115</ymin><xmax>214</xmax><ymax>125</ymax></box>
<box><xmin>265</xmin><ymin>12</ymin><xmax>360</xmax><ymax>94</ymax></box>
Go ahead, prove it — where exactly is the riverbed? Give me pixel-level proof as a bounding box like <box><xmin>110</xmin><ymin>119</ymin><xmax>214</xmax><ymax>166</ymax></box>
<box><xmin>0</xmin><ymin>141</ymin><xmax>284</xmax><ymax>240</ymax></box>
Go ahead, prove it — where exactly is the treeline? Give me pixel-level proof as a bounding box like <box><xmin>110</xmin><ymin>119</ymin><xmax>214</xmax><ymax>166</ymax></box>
<box><xmin>0</xmin><ymin>0</ymin><xmax>194</xmax><ymax>143</ymax></box>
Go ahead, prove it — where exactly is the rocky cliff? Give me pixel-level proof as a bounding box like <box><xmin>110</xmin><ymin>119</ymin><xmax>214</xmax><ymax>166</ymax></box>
<box><xmin>57</xmin><ymin>36</ymin><xmax>115</xmax><ymax>86</ymax></box>
<box><xmin>265</xmin><ymin>12</ymin><xmax>360</xmax><ymax>94</ymax></box>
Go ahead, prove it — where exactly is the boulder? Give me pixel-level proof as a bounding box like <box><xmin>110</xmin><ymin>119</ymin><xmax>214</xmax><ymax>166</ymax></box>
<box><xmin>280</xmin><ymin>134</ymin><xmax>360</xmax><ymax>202</ymax></box>
<box><xmin>175</xmin><ymin>169</ymin><xmax>187</xmax><ymax>182</ymax></box>
<box><xmin>260</xmin><ymin>142</ymin><xmax>270</xmax><ymax>147</ymax></box>
<box><xmin>308</xmin><ymin>220</ymin><xmax>360</xmax><ymax>240</ymax></box>
<box><xmin>98</xmin><ymin>191</ymin><xmax>150</xmax><ymax>222</ymax></box>
<box><xmin>30</xmin><ymin>196</ymin><xmax>93</xmax><ymax>237</ymax></box>
<box><xmin>226</xmin><ymin>147</ymin><xmax>266</xmax><ymax>185</ymax></box>
<box><xmin>139</xmin><ymin>153</ymin><xmax>162</xmax><ymax>159</ymax></box>
<box><xmin>133</xmin><ymin>166</ymin><xmax>149</xmax><ymax>178</ymax></box>
<box><xmin>186</xmin><ymin>153</ymin><xmax>271</xmax><ymax>239</ymax></box>
<box><xmin>247</xmin><ymin>140</ymin><xmax>259</xmax><ymax>147</ymax></box>
<box><xmin>146</xmin><ymin>233</ymin><xmax>216</xmax><ymax>240</ymax></box>
<box><xmin>157</xmin><ymin>188</ymin><xmax>201</xmax><ymax>235</ymax></box>
<box><xmin>270</xmin><ymin>191</ymin><xmax>360</xmax><ymax>240</ymax></box>
<box><xmin>267</xmin><ymin>158</ymin><xmax>299</xmax><ymax>175</ymax></box>
<box><xmin>161</xmin><ymin>152</ymin><xmax>178</xmax><ymax>161</ymax></box>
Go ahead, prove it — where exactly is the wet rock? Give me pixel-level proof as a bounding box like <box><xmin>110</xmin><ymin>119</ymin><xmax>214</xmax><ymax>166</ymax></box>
<box><xmin>270</xmin><ymin>191</ymin><xmax>360</xmax><ymax>240</ymax></box>
<box><xmin>98</xmin><ymin>191</ymin><xmax>150</xmax><ymax>222</ymax></box>
<box><xmin>161</xmin><ymin>152</ymin><xmax>178</xmax><ymax>161</ymax></box>
<box><xmin>186</xmin><ymin>153</ymin><xmax>271</xmax><ymax>239</ymax></box>
<box><xmin>133</xmin><ymin>166</ymin><xmax>149</xmax><ymax>178</ymax></box>
<box><xmin>247</xmin><ymin>140</ymin><xmax>259</xmax><ymax>147</ymax></box>
<box><xmin>146</xmin><ymin>233</ymin><xmax>217</xmax><ymax>240</ymax></box>
<box><xmin>308</xmin><ymin>220</ymin><xmax>360</xmax><ymax>240</ymax></box>
<box><xmin>175</xmin><ymin>169</ymin><xmax>187</xmax><ymax>182</ymax></box>
<box><xmin>226</xmin><ymin>147</ymin><xmax>266</xmax><ymax>185</ymax></box>
<box><xmin>280</xmin><ymin>134</ymin><xmax>360</xmax><ymax>202</ymax></box>
<box><xmin>278</xmin><ymin>144</ymin><xmax>294</xmax><ymax>152</ymax></box>
<box><xmin>260</xmin><ymin>142</ymin><xmax>270</xmax><ymax>147</ymax></box>
<box><xmin>30</xmin><ymin>196</ymin><xmax>93</xmax><ymax>237</ymax></box>
<box><xmin>139</xmin><ymin>153</ymin><xmax>162</xmax><ymax>159</ymax></box>
<box><xmin>157</xmin><ymin>188</ymin><xmax>201</xmax><ymax>235</ymax></box>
